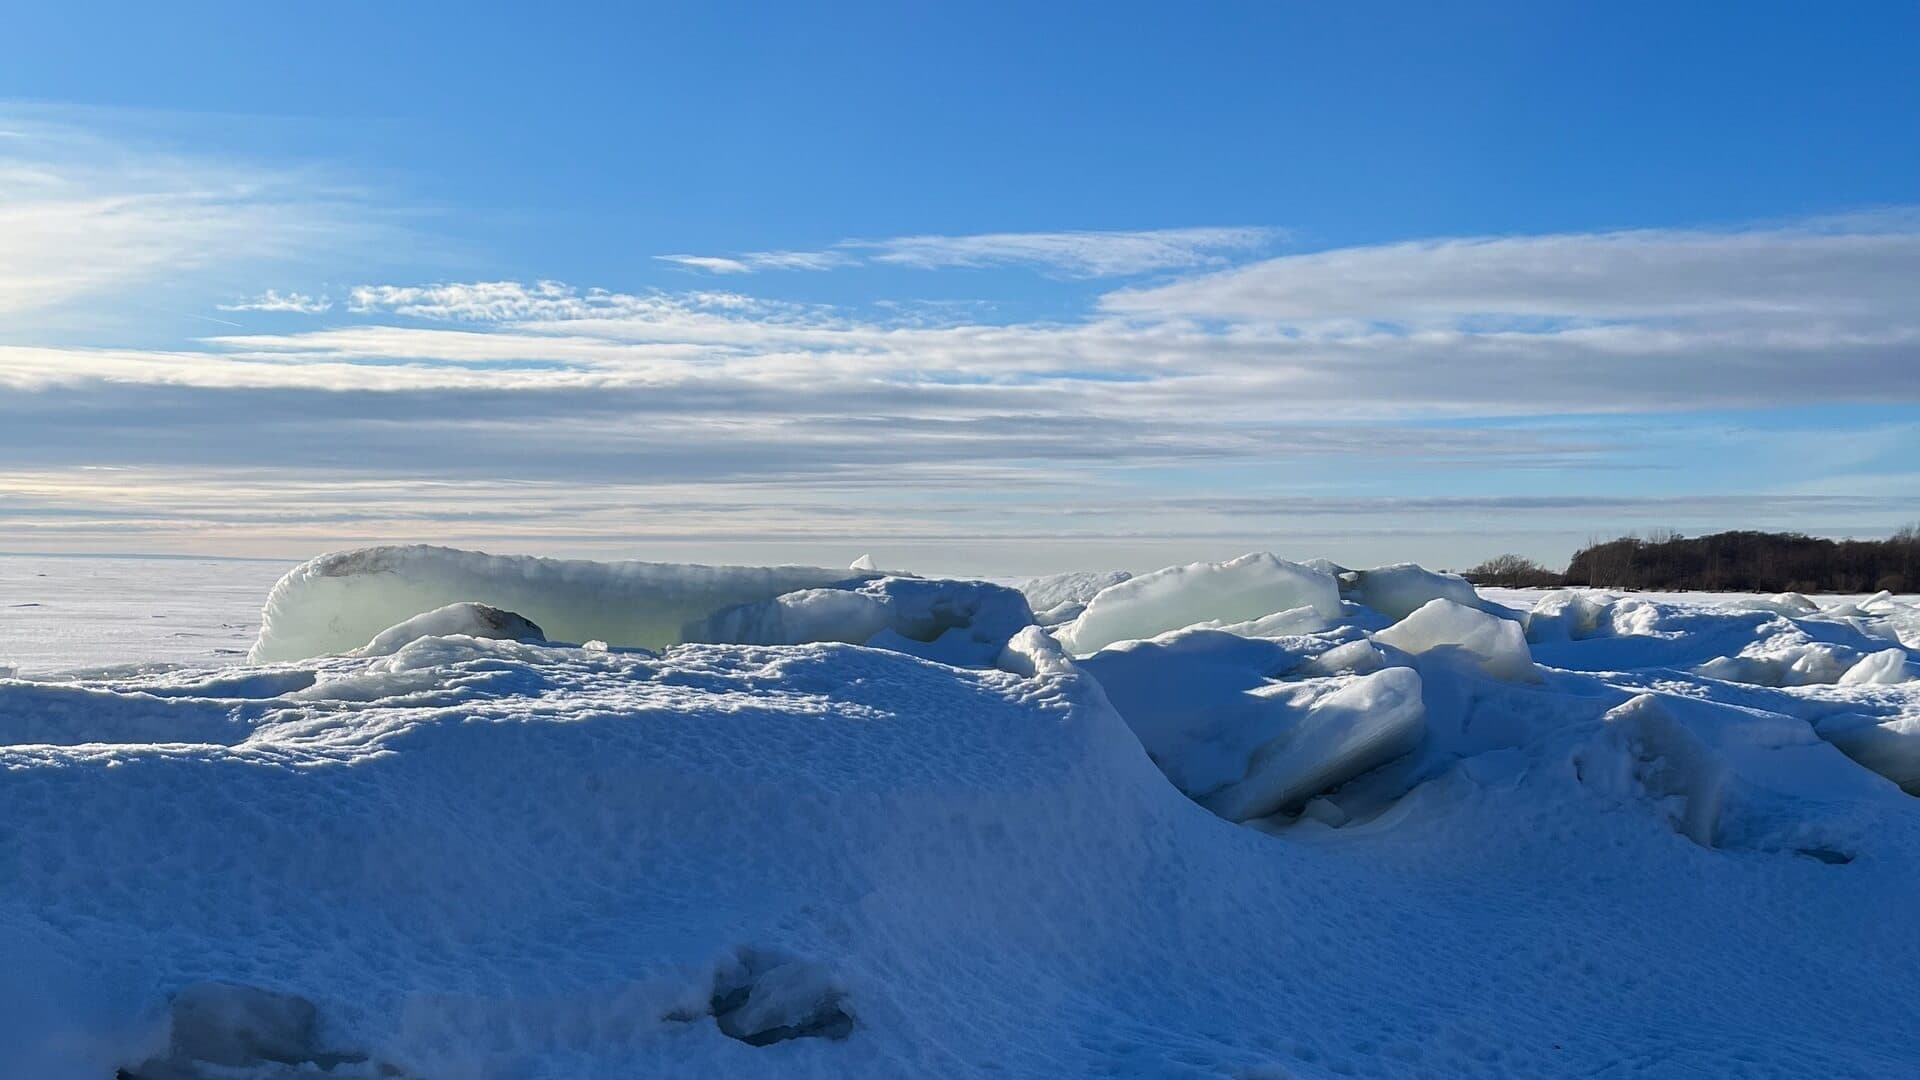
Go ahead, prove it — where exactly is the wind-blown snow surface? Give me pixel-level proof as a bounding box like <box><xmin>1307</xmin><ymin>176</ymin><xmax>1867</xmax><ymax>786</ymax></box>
<box><xmin>5</xmin><ymin>551</ymin><xmax>1920</xmax><ymax>1078</ymax></box>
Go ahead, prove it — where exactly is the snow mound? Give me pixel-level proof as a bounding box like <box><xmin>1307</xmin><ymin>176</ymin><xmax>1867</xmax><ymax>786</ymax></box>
<box><xmin>1053</xmin><ymin>553</ymin><xmax>1340</xmax><ymax>656</ymax></box>
<box><xmin>1374</xmin><ymin>598</ymin><xmax>1538</xmax><ymax>682</ymax></box>
<box><xmin>357</xmin><ymin>602</ymin><xmax>546</xmax><ymax>657</ymax></box>
<box><xmin>250</xmin><ymin>545</ymin><xmax>873</xmax><ymax>662</ymax></box>
<box><xmin>686</xmin><ymin>576</ymin><xmax>1034</xmax><ymax>668</ymax></box>
<box><xmin>1348</xmin><ymin>563</ymin><xmax>1481</xmax><ymax>621</ymax></box>
<box><xmin>1</xmin><ymin>636</ymin><xmax>1179</xmax><ymax>1077</ymax></box>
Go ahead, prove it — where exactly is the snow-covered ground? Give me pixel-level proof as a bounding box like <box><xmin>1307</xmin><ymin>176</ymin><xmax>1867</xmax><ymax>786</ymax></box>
<box><xmin>3</xmin><ymin>549</ymin><xmax>1919</xmax><ymax>1078</ymax></box>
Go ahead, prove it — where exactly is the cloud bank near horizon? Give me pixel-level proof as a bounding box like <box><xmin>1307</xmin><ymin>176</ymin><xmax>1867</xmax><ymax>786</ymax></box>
<box><xmin>2</xmin><ymin>114</ymin><xmax>1915</xmax><ymax>568</ymax></box>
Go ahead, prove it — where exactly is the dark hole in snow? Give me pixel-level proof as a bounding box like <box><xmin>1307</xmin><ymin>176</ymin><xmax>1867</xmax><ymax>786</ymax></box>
<box><xmin>1796</xmin><ymin>846</ymin><xmax>1854</xmax><ymax>865</ymax></box>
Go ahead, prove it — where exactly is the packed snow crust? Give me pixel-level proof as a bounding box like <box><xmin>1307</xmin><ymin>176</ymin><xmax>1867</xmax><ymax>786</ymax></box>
<box><xmin>6</xmin><ymin>548</ymin><xmax>1920</xmax><ymax>1077</ymax></box>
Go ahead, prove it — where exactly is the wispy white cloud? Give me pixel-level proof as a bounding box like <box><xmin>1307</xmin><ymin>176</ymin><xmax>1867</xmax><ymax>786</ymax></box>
<box><xmin>655</xmin><ymin>254</ymin><xmax>753</xmax><ymax>274</ymax></box>
<box><xmin>341</xmin><ymin>280</ymin><xmax>809</xmax><ymax>325</ymax></box>
<box><xmin>654</xmin><ymin>226</ymin><xmax>1280</xmax><ymax>277</ymax></box>
<box><xmin>218</xmin><ymin>289</ymin><xmax>332</xmax><ymax>314</ymax></box>
<box><xmin>655</xmin><ymin>250</ymin><xmax>857</xmax><ymax>274</ymax></box>
<box><xmin>1101</xmin><ymin>214</ymin><xmax>1920</xmax><ymax>325</ymax></box>
<box><xmin>0</xmin><ymin>110</ymin><xmax>376</xmax><ymax>326</ymax></box>
<box><xmin>737</xmin><ymin>249</ymin><xmax>858</xmax><ymax>271</ymax></box>
<box><xmin>853</xmin><ymin>225</ymin><xmax>1281</xmax><ymax>275</ymax></box>
<box><xmin>10</xmin><ymin>206</ymin><xmax>1915</xmax><ymax>421</ymax></box>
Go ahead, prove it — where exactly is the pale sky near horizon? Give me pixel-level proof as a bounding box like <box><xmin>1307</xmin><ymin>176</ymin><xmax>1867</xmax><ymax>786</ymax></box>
<box><xmin>2</xmin><ymin>3</ymin><xmax>1917</xmax><ymax>576</ymax></box>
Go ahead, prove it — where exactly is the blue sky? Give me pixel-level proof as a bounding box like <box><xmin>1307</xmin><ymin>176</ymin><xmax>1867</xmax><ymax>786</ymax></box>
<box><xmin>2</xmin><ymin>3</ymin><xmax>1917</xmax><ymax>573</ymax></box>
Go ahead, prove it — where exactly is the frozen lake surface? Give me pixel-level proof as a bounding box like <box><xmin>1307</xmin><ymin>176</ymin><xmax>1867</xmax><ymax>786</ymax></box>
<box><xmin>0</xmin><ymin>555</ymin><xmax>290</xmax><ymax>675</ymax></box>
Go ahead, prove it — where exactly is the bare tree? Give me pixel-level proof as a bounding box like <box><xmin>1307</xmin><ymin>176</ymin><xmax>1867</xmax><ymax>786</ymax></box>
<box><xmin>1463</xmin><ymin>554</ymin><xmax>1563</xmax><ymax>588</ymax></box>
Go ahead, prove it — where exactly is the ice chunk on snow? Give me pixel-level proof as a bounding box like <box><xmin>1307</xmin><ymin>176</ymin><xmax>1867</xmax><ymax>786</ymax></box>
<box><xmin>1523</xmin><ymin>589</ymin><xmax>1615</xmax><ymax>642</ymax></box>
<box><xmin>357</xmin><ymin>602</ymin><xmax>545</xmax><ymax>657</ymax></box>
<box><xmin>1577</xmin><ymin>695</ymin><xmax>1731</xmax><ymax>846</ymax></box>
<box><xmin>1198</xmin><ymin>668</ymin><xmax>1426</xmax><ymax>822</ymax></box>
<box><xmin>849</xmin><ymin>554</ymin><xmax>877</xmax><ymax>571</ymax></box>
<box><xmin>251</xmin><ymin>545</ymin><xmax>873</xmax><ymax>662</ymax></box>
<box><xmin>1079</xmin><ymin>631</ymin><xmax>1424</xmax><ymax>820</ymax></box>
<box><xmin>1203</xmin><ymin>605</ymin><xmax>1331</xmax><ymax>639</ymax></box>
<box><xmin>1823</xmin><ymin>590</ymin><xmax>1896</xmax><ymax>620</ymax></box>
<box><xmin>1054</xmin><ymin>553</ymin><xmax>1340</xmax><ymax>655</ymax></box>
<box><xmin>1575</xmin><ymin>693</ymin><xmax>1896</xmax><ymax>852</ymax></box>
<box><xmin>1697</xmin><ymin>642</ymin><xmax>1861</xmax><ymax>687</ymax></box>
<box><xmin>687</xmin><ymin>576</ymin><xmax>1034</xmax><ymax>668</ymax></box>
<box><xmin>1842</xmin><ymin>648</ymin><xmax>1915</xmax><ymax>686</ymax></box>
<box><xmin>1374</xmin><ymin>598</ymin><xmax>1538</xmax><ymax>681</ymax></box>
<box><xmin>1738</xmin><ymin>592</ymin><xmax>1822</xmax><ymax>617</ymax></box>
<box><xmin>710</xmin><ymin>954</ymin><xmax>852</xmax><ymax>1046</ymax></box>
<box><xmin>162</xmin><ymin>981</ymin><xmax>321</xmax><ymax>1069</ymax></box>
<box><xmin>1031</xmin><ymin>600</ymin><xmax>1086</xmax><ymax>627</ymax></box>
<box><xmin>1349</xmin><ymin>563</ymin><xmax>1481</xmax><ymax>621</ymax></box>
<box><xmin>1819</xmin><ymin>713</ymin><xmax>1920</xmax><ymax>793</ymax></box>
<box><xmin>1298</xmin><ymin>637</ymin><xmax>1388</xmax><ymax>676</ymax></box>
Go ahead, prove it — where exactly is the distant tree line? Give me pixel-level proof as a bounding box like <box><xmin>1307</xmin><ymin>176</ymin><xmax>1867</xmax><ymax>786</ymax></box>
<box><xmin>1463</xmin><ymin>526</ymin><xmax>1920</xmax><ymax>593</ymax></box>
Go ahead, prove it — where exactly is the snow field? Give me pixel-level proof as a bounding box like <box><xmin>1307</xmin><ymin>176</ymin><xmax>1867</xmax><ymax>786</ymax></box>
<box><xmin>3</xmin><ymin>549</ymin><xmax>1919</xmax><ymax>1077</ymax></box>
